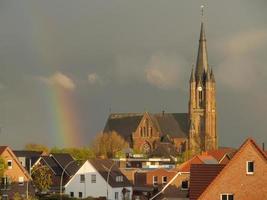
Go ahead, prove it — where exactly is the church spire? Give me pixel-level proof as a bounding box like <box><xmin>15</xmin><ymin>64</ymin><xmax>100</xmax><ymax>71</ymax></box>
<box><xmin>195</xmin><ymin>7</ymin><xmax>209</xmax><ymax>81</ymax></box>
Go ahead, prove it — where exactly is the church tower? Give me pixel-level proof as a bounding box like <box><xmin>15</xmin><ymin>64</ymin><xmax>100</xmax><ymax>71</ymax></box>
<box><xmin>188</xmin><ymin>20</ymin><xmax>217</xmax><ymax>155</ymax></box>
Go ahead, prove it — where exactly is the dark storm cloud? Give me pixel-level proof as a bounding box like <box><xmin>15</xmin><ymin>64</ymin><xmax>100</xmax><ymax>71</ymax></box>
<box><xmin>0</xmin><ymin>0</ymin><xmax>267</xmax><ymax>148</ymax></box>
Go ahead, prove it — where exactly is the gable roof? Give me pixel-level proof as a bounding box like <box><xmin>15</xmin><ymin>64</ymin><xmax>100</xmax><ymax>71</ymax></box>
<box><xmin>189</xmin><ymin>164</ymin><xmax>225</xmax><ymax>200</ymax></box>
<box><xmin>178</xmin><ymin>153</ymin><xmax>220</xmax><ymax>173</ymax></box>
<box><xmin>103</xmin><ymin>113</ymin><xmax>143</xmax><ymax>141</ymax></box>
<box><xmin>89</xmin><ymin>159</ymin><xmax>132</xmax><ymax>188</ymax></box>
<box><xmin>0</xmin><ymin>146</ymin><xmax>31</xmax><ymax>180</ymax></box>
<box><xmin>51</xmin><ymin>153</ymin><xmax>79</xmax><ymax>176</ymax></box>
<box><xmin>0</xmin><ymin>146</ymin><xmax>8</xmax><ymax>155</ymax></box>
<box><xmin>103</xmin><ymin>112</ymin><xmax>189</xmax><ymax>140</ymax></box>
<box><xmin>204</xmin><ymin>147</ymin><xmax>236</xmax><ymax>162</ymax></box>
<box><xmin>197</xmin><ymin>138</ymin><xmax>267</xmax><ymax>199</ymax></box>
<box><xmin>13</xmin><ymin>150</ymin><xmax>43</xmax><ymax>158</ymax></box>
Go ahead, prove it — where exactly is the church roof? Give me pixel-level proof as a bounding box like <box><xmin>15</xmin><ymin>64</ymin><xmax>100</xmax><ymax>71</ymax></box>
<box><xmin>103</xmin><ymin>113</ymin><xmax>143</xmax><ymax>142</ymax></box>
<box><xmin>103</xmin><ymin>112</ymin><xmax>189</xmax><ymax>141</ymax></box>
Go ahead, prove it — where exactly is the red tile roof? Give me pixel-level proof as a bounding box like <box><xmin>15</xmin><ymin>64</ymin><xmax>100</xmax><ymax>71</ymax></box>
<box><xmin>204</xmin><ymin>148</ymin><xmax>236</xmax><ymax>162</ymax></box>
<box><xmin>189</xmin><ymin>164</ymin><xmax>225</xmax><ymax>200</ymax></box>
<box><xmin>178</xmin><ymin>156</ymin><xmax>204</xmax><ymax>173</ymax></box>
<box><xmin>196</xmin><ymin>138</ymin><xmax>267</xmax><ymax>199</ymax></box>
<box><xmin>0</xmin><ymin>146</ymin><xmax>8</xmax><ymax>155</ymax></box>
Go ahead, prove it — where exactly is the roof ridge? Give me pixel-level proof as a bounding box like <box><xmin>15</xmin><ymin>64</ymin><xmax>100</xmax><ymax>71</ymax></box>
<box><xmin>198</xmin><ymin>138</ymin><xmax>267</xmax><ymax>199</ymax></box>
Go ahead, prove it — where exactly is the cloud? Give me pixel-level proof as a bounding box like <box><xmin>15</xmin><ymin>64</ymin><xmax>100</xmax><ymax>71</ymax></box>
<box><xmin>216</xmin><ymin>29</ymin><xmax>267</xmax><ymax>91</ymax></box>
<box><xmin>38</xmin><ymin>72</ymin><xmax>76</xmax><ymax>91</ymax></box>
<box><xmin>88</xmin><ymin>73</ymin><xmax>102</xmax><ymax>85</ymax></box>
<box><xmin>145</xmin><ymin>53</ymin><xmax>188</xmax><ymax>90</ymax></box>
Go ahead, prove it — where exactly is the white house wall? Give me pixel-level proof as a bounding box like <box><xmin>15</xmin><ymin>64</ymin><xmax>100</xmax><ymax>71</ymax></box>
<box><xmin>64</xmin><ymin>161</ymin><xmax>132</xmax><ymax>200</ymax></box>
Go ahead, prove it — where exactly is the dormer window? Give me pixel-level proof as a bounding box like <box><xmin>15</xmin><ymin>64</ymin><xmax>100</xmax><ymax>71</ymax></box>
<box><xmin>116</xmin><ymin>175</ymin><xmax>123</xmax><ymax>182</ymax></box>
<box><xmin>246</xmin><ymin>161</ymin><xmax>254</xmax><ymax>175</ymax></box>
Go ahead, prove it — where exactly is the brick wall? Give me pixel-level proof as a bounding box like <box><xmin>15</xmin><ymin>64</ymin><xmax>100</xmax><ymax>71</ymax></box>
<box><xmin>199</xmin><ymin>142</ymin><xmax>267</xmax><ymax>199</ymax></box>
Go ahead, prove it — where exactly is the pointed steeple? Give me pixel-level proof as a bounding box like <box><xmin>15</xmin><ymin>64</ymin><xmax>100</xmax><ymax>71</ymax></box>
<box><xmin>190</xmin><ymin>67</ymin><xmax>195</xmax><ymax>82</ymax></box>
<box><xmin>195</xmin><ymin>22</ymin><xmax>209</xmax><ymax>81</ymax></box>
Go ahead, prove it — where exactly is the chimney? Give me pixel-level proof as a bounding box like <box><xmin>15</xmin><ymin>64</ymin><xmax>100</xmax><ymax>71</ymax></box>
<box><xmin>262</xmin><ymin>142</ymin><xmax>265</xmax><ymax>151</ymax></box>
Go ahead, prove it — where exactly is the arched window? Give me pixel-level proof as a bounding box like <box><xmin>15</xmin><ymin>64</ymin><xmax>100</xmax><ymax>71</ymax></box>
<box><xmin>150</xmin><ymin>127</ymin><xmax>153</xmax><ymax>137</ymax></box>
<box><xmin>143</xmin><ymin>127</ymin><xmax>146</xmax><ymax>137</ymax></box>
<box><xmin>140</xmin><ymin>127</ymin><xmax>143</xmax><ymax>137</ymax></box>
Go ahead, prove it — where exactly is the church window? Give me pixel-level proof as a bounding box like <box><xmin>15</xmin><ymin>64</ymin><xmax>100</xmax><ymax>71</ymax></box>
<box><xmin>143</xmin><ymin>127</ymin><xmax>146</xmax><ymax>137</ymax></box>
<box><xmin>150</xmin><ymin>127</ymin><xmax>153</xmax><ymax>137</ymax></box>
<box><xmin>199</xmin><ymin>90</ymin><xmax>203</xmax><ymax>107</ymax></box>
<box><xmin>140</xmin><ymin>127</ymin><xmax>143</xmax><ymax>137</ymax></box>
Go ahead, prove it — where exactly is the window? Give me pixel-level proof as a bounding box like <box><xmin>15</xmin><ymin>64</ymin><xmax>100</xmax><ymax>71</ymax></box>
<box><xmin>153</xmin><ymin>176</ymin><xmax>158</xmax><ymax>186</ymax></box>
<box><xmin>18</xmin><ymin>177</ymin><xmax>24</xmax><ymax>186</ymax></box>
<box><xmin>70</xmin><ymin>192</ymin><xmax>74</xmax><ymax>197</ymax></box>
<box><xmin>221</xmin><ymin>194</ymin><xmax>234</xmax><ymax>200</ymax></box>
<box><xmin>181</xmin><ymin>180</ymin><xmax>189</xmax><ymax>190</ymax></box>
<box><xmin>246</xmin><ymin>161</ymin><xmax>254</xmax><ymax>174</ymax></box>
<box><xmin>2</xmin><ymin>194</ymin><xmax>8</xmax><ymax>200</ymax></box>
<box><xmin>116</xmin><ymin>175</ymin><xmax>123</xmax><ymax>182</ymax></box>
<box><xmin>162</xmin><ymin>176</ymin><xmax>167</xmax><ymax>184</ymax></box>
<box><xmin>80</xmin><ymin>174</ymin><xmax>85</xmax><ymax>183</ymax></box>
<box><xmin>115</xmin><ymin>192</ymin><xmax>119</xmax><ymax>200</ymax></box>
<box><xmin>78</xmin><ymin>192</ymin><xmax>83</xmax><ymax>198</ymax></box>
<box><xmin>91</xmin><ymin>174</ymin><xmax>96</xmax><ymax>183</ymax></box>
<box><xmin>7</xmin><ymin>160</ymin><xmax>12</xmax><ymax>169</ymax></box>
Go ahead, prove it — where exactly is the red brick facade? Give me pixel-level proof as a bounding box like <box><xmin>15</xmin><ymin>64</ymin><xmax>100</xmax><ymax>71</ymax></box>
<box><xmin>198</xmin><ymin>139</ymin><xmax>267</xmax><ymax>200</ymax></box>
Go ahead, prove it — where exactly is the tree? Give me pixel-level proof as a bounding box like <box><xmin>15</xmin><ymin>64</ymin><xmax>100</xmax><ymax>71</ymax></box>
<box><xmin>92</xmin><ymin>131</ymin><xmax>129</xmax><ymax>158</ymax></box>
<box><xmin>0</xmin><ymin>157</ymin><xmax>7</xmax><ymax>178</ymax></box>
<box><xmin>50</xmin><ymin>147</ymin><xmax>95</xmax><ymax>162</ymax></box>
<box><xmin>25</xmin><ymin>144</ymin><xmax>49</xmax><ymax>154</ymax></box>
<box><xmin>31</xmin><ymin>165</ymin><xmax>52</xmax><ymax>193</ymax></box>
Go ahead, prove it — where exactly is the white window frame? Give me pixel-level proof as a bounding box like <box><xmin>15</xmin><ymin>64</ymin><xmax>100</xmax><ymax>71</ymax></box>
<box><xmin>162</xmin><ymin>176</ymin><xmax>167</xmax><ymax>184</ymax></box>
<box><xmin>181</xmin><ymin>180</ymin><xmax>189</xmax><ymax>190</ymax></box>
<box><xmin>80</xmin><ymin>174</ymin><xmax>85</xmax><ymax>183</ymax></box>
<box><xmin>246</xmin><ymin>161</ymin><xmax>254</xmax><ymax>175</ymax></box>
<box><xmin>115</xmin><ymin>192</ymin><xmax>119</xmax><ymax>200</ymax></box>
<box><xmin>7</xmin><ymin>160</ymin><xmax>12</xmax><ymax>169</ymax></box>
<box><xmin>220</xmin><ymin>193</ymin><xmax>234</xmax><ymax>200</ymax></box>
<box><xmin>91</xmin><ymin>174</ymin><xmax>96</xmax><ymax>183</ymax></box>
<box><xmin>18</xmin><ymin>177</ymin><xmax>24</xmax><ymax>186</ymax></box>
<box><xmin>78</xmin><ymin>192</ymin><xmax>83</xmax><ymax>198</ymax></box>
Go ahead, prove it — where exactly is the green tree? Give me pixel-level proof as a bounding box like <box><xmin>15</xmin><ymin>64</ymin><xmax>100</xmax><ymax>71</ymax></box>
<box><xmin>92</xmin><ymin>131</ymin><xmax>129</xmax><ymax>158</ymax></box>
<box><xmin>0</xmin><ymin>156</ymin><xmax>7</xmax><ymax>178</ymax></box>
<box><xmin>32</xmin><ymin>165</ymin><xmax>52</xmax><ymax>193</ymax></box>
<box><xmin>50</xmin><ymin>147</ymin><xmax>95</xmax><ymax>162</ymax></box>
<box><xmin>25</xmin><ymin>143</ymin><xmax>49</xmax><ymax>154</ymax></box>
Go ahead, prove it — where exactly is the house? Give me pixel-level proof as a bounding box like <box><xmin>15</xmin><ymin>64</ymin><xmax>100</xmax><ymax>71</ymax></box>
<box><xmin>189</xmin><ymin>138</ymin><xmax>267</xmax><ymax>200</ymax></box>
<box><xmin>64</xmin><ymin>159</ymin><xmax>133</xmax><ymax>200</ymax></box>
<box><xmin>115</xmin><ymin>157</ymin><xmax>175</xmax><ymax>170</ymax></box>
<box><xmin>133</xmin><ymin>168</ymin><xmax>189</xmax><ymax>200</ymax></box>
<box><xmin>0</xmin><ymin>146</ymin><xmax>34</xmax><ymax>199</ymax></box>
<box><xmin>32</xmin><ymin>153</ymin><xmax>80</xmax><ymax>193</ymax></box>
<box><xmin>13</xmin><ymin>150</ymin><xmax>44</xmax><ymax>173</ymax></box>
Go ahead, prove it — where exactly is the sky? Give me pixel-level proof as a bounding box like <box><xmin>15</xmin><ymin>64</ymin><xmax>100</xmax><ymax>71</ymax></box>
<box><xmin>0</xmin><ymin>0</ymin><xmax>267</xmax><ymax>149</ymax></box>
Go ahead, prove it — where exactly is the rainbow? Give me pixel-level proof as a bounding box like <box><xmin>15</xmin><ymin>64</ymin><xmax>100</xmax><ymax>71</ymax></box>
<box><xmin>25</xmin><ymin>3</ymin><xmax>84</xmax><ymax>147</ymax></box>
<box><xmin>44</xmin><ymin>84</ymin><xmax>83</xmax><ymax>147</ymax></box>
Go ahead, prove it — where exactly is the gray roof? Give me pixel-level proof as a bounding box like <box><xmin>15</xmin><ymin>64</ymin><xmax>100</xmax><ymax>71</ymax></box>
<box><xmin>103</xmin><ymin>113</ymin><xmax>143</xmax><ymax>142</ymax></box>
<box><xmin>103</xmin><ymin>112</ymin><xmax>189</xmax><ymax>141</ymax></box>
<box><xmin>90</xmin><ymin>159</ymin><xmax>132</xmax><ymax>188</ymax></box>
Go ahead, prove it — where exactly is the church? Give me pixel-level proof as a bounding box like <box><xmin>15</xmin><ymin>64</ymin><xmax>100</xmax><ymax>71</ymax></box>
<box><xmin>103</xmin><ymin>20</ymin><xmax>218</xmax><ymax>156</ymax></box>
